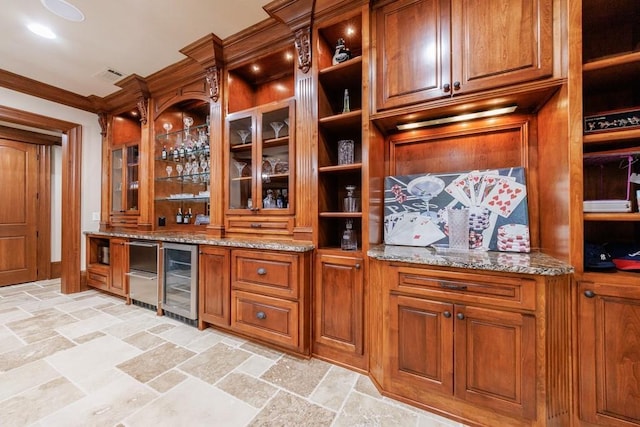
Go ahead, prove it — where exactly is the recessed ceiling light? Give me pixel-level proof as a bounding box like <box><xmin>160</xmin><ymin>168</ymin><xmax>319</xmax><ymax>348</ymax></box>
<box><xmin>27</xmin><ymin>23</ymin><xmax>56</xmax><ymax>39</ymax></box>
<box><xmin>41</xmin><ymin>0</ymin><xmax>85</xmax><ymax>22</ymax></box>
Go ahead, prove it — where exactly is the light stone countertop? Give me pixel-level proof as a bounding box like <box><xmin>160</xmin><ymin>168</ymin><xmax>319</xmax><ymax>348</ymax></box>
<box><xmin>368</xmin><ymin>244</ymin><xmax>574</xmax><ymax>276</ymax></box>
<box><xmin>85</xmin><ymin>230</ymin><xmax>315</xmax><ymax>253</ymax></box>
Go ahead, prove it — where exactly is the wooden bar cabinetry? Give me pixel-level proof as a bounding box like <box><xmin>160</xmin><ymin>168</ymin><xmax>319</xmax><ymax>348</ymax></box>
<box><xmin>373</xmin><ymin>0</ymin><xmax>553</xmax><ymax>111</ymax></box>
<box><xmin>369</xmin><ymin>258</ymin><xmax>571</xmax><ymax>427</ymax></box>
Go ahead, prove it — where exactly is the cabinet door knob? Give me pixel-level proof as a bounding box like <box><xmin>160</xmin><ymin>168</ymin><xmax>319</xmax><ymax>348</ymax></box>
<box><xmin>456</xmin><ymin>312</ymin><xmax>465</xmax><ymax>320</ymax></box>
<box><xmin>443</xmin><ymin>83</ymin><xmax>451</xmax><ymax>92</ymax></box>
<box><xmin>256</xmin><ymin>311</ymin><xmax>267</xmax><ymax>320</ymax></box>
<box><xmin>355</xmin><ymin>263</ymin><xmax>361</xmax><ymax>269</ymax></box>
<box><xmin>257</xmin><ymin>267</ymin><xmax>267</xmax><ymax>275</ymax></box>
<box><xmin>584</xmin><ymin>290</ymin><xmax>596</xmax><ymax>298</ymax></box>
<box><xmin>453</xmin><ymin>81</ymin><xmax>461</xmax><ymax>90</ymax></box>
<box><xmin>443</xmin><ymin>311</ymin><xmax>452</xmax><ymax>318</ymax></box>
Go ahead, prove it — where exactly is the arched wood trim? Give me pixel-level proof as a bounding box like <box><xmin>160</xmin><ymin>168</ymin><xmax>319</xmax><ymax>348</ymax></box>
<box><xmin>0</xmin><ymin>105</ymin><xmax>82</xmax><ymax>294</ymax></box>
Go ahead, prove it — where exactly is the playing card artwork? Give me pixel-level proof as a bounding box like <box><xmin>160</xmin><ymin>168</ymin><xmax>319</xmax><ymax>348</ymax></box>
<box><xmin>384</xmin><ymin>168</ymin><xmax>530</xmax><ymax>252</ymax></box>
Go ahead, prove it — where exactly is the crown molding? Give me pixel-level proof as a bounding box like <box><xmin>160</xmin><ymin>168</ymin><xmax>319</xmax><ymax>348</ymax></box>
<box><xmin>0</xmin><ymin>68</ymin><xmax>100</xmax><ymax>113</ymax></box>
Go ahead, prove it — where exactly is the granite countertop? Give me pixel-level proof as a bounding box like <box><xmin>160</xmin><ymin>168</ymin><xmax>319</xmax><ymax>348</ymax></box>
<box><xmin>85</xmin><ymin>230</ymin><xmax>315</xmax><ymax>253</ymax></box>
<box><xmin>367</xmin><ymin>244</ymin><xmax>574</xmax><ymax>276</ymax></box>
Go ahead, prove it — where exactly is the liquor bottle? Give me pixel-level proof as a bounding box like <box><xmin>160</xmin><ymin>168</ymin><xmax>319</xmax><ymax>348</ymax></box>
<box><xmin>179</xmin><ymin>142</ymin><xmax>186</xmax><ymax>159</ymax></box>
<box><xmin>161</xmin><ymin>145</ymin><xmax>167</xmax><ymax>160</ymax></box>
<box><xmin>183</xmin><ymin>208</ymin><xmax>192</xmax><ymax>224</ymax></box>
<box><xmin>341</xmin><ymin>219</ymin><xmax>358</xmax><ymax>251</ymax></box>
<box><xmin>342</xmin><ymin>89</ymin><xmax>350</xmax><ymax>113</ymax></box>
<box><xmin>176</xmin><ymin>207</ymin><xmax>183</xmax><ymax>224</ymax></box>
<box><xmin>173</xmin><ymin>146</ymin><xmax>179</xmax><ymax>161</ymax></box>
<box><xmin>276</xmin><ymin>190</ymin><xmax>284</xmax><ymax>208</ymax></box>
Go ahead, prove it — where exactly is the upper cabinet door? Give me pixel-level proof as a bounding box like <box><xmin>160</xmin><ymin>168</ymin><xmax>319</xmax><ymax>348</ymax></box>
<box><xmin>451</xmin><ymin>0</ymin><xmax>553</xmax><ymax>94</ymax></box>
<box><xmin>375</xmin><ymin>0</ymin><xmax>452</xmax><ymax>110</ymax></box>
<box><xmin>374</xmin><ymin>0</ymin><xmax>553</xmax><ymax>111</ymax></box>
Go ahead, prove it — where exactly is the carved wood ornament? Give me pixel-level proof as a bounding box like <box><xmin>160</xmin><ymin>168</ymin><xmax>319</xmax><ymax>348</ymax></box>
<box><xmin>206</xmin><ymin>66</ymin><xmax>220</xmax><ymax>102</ymax></box>
<box><xmin>136</xmin><ymin>97</ymin><xmax>149</xmax><ymax>125</ymax></box>
<box><xmin>294</xmin><ymin>27</ymin><xmax>311</xmax><ymax>73</ymax></box>
<box><xmin>98</xmin><ymin>112</ymin><xmax>107</xmax><ymax>137</ymax></box>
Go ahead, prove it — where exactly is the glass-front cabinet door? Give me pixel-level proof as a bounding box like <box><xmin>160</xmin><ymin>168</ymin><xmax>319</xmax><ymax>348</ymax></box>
<box><xmin>228</xmin><ymin>98</ymin><xmax>294</xmax><ymax>214</ymax></box>
<box><xmin>110</xmin><ymin>143</ymin><xmax>139</xmax><ymax>214</ymax></box>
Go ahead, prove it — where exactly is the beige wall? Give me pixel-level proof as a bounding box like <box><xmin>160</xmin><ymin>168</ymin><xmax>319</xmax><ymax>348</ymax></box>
<box><xmin>0</xmin><ymin>87</ymin><xmax>102</xmax><ymax>269</ymax></box>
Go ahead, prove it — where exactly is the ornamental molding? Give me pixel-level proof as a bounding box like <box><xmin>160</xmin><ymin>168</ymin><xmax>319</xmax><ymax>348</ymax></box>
<box><xmin>294</xmin><ymin>27</ymin><xmax>311</xmax><ymax>74</ymax></box>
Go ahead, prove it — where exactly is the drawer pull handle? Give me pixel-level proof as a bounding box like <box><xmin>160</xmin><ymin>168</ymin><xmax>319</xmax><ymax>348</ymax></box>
<box><xmin>584</xmin><ymin>290</ymin><xmax>596</xmax><ymax>298</ymax></box>
<box><xmin>256</xmin><ymin>311</ymin><xmax>267</xmax><ymax>320</ymax></box>
<box><xmin>456</xmin><ymin>313</ymin><xmax>465</xmax><ymax>320</ymax></box>
<box><xmin>439</xmin><ymin>282</ymin><xmax>467</xmax><ymax>291</ymax></box>
<box><xmin>257</xmin><ymin>268</ymin><xmax>267</xmax><ymax>275</ymax></box>
<box><xmin>443</xmin><ymin>311</ymin><xmax>452</xmax><ymax>318</ymax></box>
<box><xmin>251</xmin><ymin>223</ymin><xmax>262</xmax><ymax>228</ymax></box>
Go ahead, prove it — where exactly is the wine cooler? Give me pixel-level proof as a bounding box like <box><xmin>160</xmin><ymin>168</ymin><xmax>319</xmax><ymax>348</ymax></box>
<box><xmin>162</xmin><ymin>243</ymin><xmax>198</xmax><ymax>323</ymax></box>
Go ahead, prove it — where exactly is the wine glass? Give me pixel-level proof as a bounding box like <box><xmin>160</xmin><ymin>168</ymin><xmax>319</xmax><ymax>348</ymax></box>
<box><xmin>237</xmin><ymin>129</ymin><xmax>251</xmax><ymax>144</ymax></box>
<box><xmin>265</xmin><ymin>157</ymin><xmax>280</xmax><ymax>176</ymax></box>
<box><xmin>270</xmin><ymin>121</ymin><xmax>284</xmax><ymax>139</ymax></box>
<box><xmin>184</xmin><ymin>161</ymin><xmax>192</xmax><ymax>176</ymax></box>
<box><xmin>183</xmin><ymin>116</ymin><xmax>194</xmax><ymax>140</ymax></box>
<box><xmin>406</xmin><ymin>175</ymin><xmax>446</xmax><ymax>220</ymax></box>
<box><xmin>165</xmin><ymin>165</ymin><xmax>173</xmax><ymax>177</ymax></box>
<box><xmin>175</xmin><ymin>163</ymin><xmax>183</xmax><ymax>177</ymax></box>
<box><xmin>233</xmin><ymin>160</ymin><xmax>247</xmax><ymax>178</ymax></box>
<box><xmin>162</xmin><ymin>122</ymin><xmax>173</xmax><ymax>136</ymax></box>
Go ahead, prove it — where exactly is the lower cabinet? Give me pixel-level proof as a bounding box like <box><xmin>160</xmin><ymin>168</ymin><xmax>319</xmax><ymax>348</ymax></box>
<box><xmin>370</xmin><ymin>259</ymin><xmax>571</xmax><ymax>427</ymax></box>
<box><xmin>198</xmin><ymin>246</ymin><xmax>312</xmax><ymax>355</ymax></box>
<box><xmin>85</xmin><ymin>234</ymin><xmax>128</xmax><ymax>299</ymax></box>
<box><xmin>198</xmin><ymin>246</ymin><xmax>230</xmax><ymax>329</ymax></box>
<box><xmin>578</xmin><ymin>279</ymin><xmax>640</xmax><ymax>427</ymax></box>
<box><xmin>313</xmin><ymin>252</ymin><xmax>366</xmax><ymax>370</ymax></box>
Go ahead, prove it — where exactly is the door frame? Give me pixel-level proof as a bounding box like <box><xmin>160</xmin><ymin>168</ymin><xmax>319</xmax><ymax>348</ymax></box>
<box><xmin>0</xmin><ymin>105</ymin><xmax>82</xmax><ymax>294</ymax></box>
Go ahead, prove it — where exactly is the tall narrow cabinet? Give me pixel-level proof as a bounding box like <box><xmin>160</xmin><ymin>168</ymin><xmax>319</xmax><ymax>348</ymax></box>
<box><xmin>313</xmin><ymin>3</ymin><xmax>383</xmax><ymax>371</ymax></box>
<box><xmin>576</xmin><ymin>1</ymin><xmax>640</xmax><ymax>426</ymax></box>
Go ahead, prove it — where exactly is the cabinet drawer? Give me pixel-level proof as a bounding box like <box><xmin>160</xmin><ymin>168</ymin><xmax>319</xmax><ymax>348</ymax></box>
<box><xmin>393</xmin><ymin>267</ymin><xmax>536</xmax><ymax>311</ymax></box>
<box><xmin>232</xmin><ymin>250</ymin><xmax>299</xmax><ymax>299</ymax></box>
<box><xmin>110</xmin><ymin>215</ymin><xmax>138</xmax><ymax>228</ymax></box>
<box><xmin>231</xmin><ymin>290</ymin><xmax>299</xmax><ymax>349</ymax></box>
<box><xmin>87</xmin><ymin>269</ymin><xmax>109</xmax><ymax>290</ymax></box>
<box><xmin>226</xmin><ymin>216</ymin><xmax>293</xmax><ymax>236</ymax></box>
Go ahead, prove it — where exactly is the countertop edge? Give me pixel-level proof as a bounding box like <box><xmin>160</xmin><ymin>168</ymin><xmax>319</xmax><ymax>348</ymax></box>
<box><xmin>84</xmin><ymin>231</ymin><xmax>315</xmax><ymax>253</ymax></box>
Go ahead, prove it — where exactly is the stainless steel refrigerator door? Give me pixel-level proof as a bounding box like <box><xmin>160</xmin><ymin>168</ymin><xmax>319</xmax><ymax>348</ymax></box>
<box><xmin>128</xmin><ymin>270</ymin><xmax>159</xmax><ymax>307</ymax></box>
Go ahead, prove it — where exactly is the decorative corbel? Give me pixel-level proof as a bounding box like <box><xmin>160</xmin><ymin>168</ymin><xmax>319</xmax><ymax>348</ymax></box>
<box><xmin>98</xmin><ymin>112</ymin><xmax>108</xmax><ymax>137</ymax></box>
<box><xmin>294</xmin><ymin>26</ymin><xmax>311</xmax><ymax>74</ymax></box>
<box><xmin>136</xmin><ymin>97</ymin><xmax>149</xmax><ymax>125</ymax></box>
<box><xmin>205</xmin><ymin>65</ymin><xmax>220</xmax><ymax>102</ymax></box>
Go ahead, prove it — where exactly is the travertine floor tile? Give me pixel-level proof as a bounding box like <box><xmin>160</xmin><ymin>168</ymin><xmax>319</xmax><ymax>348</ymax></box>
<box><xmin>260</xmin><ymin>354</ymin><xmax>331</xmax><ymax>397</ymax></box>
<box><xmin>124</xmin><ymin>377</ymin><xmax>257</xmax><ymax>426</ymax></box>
<box><xmin>0</xmin><ymin>335</ymin><xmax>75</xmax><ymax>372</ymax></box>
<box><xmin>179</xmin><ymin>342</ymin><xmax>251</xmax><ymax>384</ymax></box>
<box><xmin>0</xmin><ymin>377</ymin><xmax>85</xmax><ymax>426</ymax></box>
<box><xmin>310</xmin><ymin>364</ymin><xmax>359</xmax><ymax>411</ymax></box>
<box><xmin>116</xmin><ymin>341</ymin><xmax>195</xmax><ymax>383</ymax></box>
<box><xmin>249</xmin><ymin>390</ymin><xmax>335</xmax><ymax>427</ymax></box>
<box><xmin>333</xmin><ymin>391</ymin><xmax>418</xmax><ymax>427</ymax></box>
<box><xmin>217</xmin><ymin>372</ymin><xmax>278</xmax><ymax>408</ymax></box>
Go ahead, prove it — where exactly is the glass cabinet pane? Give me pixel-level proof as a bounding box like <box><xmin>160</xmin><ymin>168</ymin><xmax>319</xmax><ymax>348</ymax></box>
<box><xmin>227</xmin><ymin>99</ymin><xmax>293</xmax><ymax>214</ymax></box>
<box><xmin>126</xmin><ymin>145</ymin><xmax>139</xmax><ymax>211</ymax></box>
<box><xmin>162</xmin><ymin>243</ymin><xmax>197</xmax><ymax>320</ymax></box>
<box><xmin>260</xmin><ymin>106</ymin><xmax>290</xmax><ymax>210</ymax></box>
<box><xmin>111</xmin><ymin>148</ymin><xmax>123</xmax><ymax>212</ymax></box>
<box><xmin>229</xmin><ymin>115</ymin><xmax>254</xmax><ymax>210</ymax></box>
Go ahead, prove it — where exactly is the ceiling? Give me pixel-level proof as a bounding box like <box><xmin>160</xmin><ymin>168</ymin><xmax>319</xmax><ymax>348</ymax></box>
<box><xmin>0</xmin><ymin>0</ymin><xmax>272</xmax><ymax>99</ymax></box>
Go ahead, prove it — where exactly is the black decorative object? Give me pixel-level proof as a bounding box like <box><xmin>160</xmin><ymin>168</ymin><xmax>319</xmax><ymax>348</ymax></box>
<box><xmin>332</xmin><ymin>38</ymin><xmax>351</xmax><ymax>65</ymax></box>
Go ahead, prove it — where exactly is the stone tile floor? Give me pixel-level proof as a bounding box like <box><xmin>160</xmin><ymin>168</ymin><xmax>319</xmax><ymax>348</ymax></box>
<box><xmin>0</xmin><ymin>279</ymin><xmax>467</xmax><ymax>427</ymax></box>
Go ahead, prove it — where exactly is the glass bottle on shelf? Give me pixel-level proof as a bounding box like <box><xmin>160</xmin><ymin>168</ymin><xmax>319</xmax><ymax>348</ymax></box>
<box><xmin>341</xmin><ymin>219</ymin><xmax>358</xmax><ymax>251</ymax></box>
<box><xmin>343</xmin><ymin>184</ymin><xmax>359</xmax><ymax>212</ymax></box>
